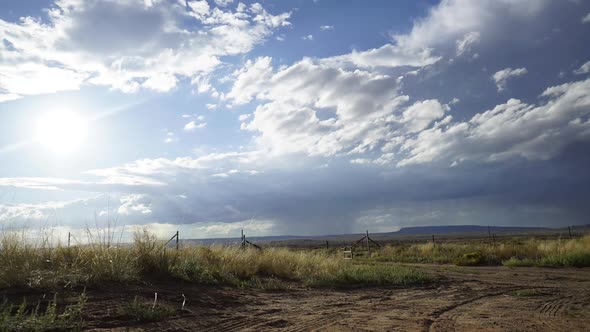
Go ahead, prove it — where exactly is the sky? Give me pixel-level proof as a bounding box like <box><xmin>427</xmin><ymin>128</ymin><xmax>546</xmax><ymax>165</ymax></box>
<box><xmin>1</xmin><ymin>0</ymin><xmax>590</xmax><ymax>241</ymax></box>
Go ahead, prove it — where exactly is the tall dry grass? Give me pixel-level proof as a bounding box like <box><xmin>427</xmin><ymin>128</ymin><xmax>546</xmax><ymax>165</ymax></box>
<box><xmin>0</xmin><ymin>229</ymin><xmax>430</xmax><ymax>289</ymax></box>
<box><xmin>378</xmin><ymin>235</ymin><xmax>590</xmax><ymax>267</ymax></box>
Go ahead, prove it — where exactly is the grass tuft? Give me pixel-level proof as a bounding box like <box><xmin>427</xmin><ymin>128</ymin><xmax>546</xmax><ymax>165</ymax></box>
<box><xmin>120</xmin><ymin>296</ymin><xmax>175</xmax><ymax>323</ymax></box>
<box><xmin>0</xmin><ymin>291</ymin><xmax>86</xmax><ymax>332</ymax></box>
<box><xmin>305</xmin><ymin>263</ymin><xmax>432</xmax><ymax>288</ymax></box>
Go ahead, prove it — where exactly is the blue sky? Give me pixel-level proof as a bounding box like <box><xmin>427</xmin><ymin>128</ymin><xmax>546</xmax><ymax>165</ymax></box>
<box><xmin>1</xmin><ymin>0</ymin><xmax>590</xmax><ymax>240</ymax></box>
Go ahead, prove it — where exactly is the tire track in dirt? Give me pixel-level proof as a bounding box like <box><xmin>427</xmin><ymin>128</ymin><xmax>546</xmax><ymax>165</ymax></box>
<box><xmin>427</xmin><ymin>287</ymin><xmax>521</xmax><ymax>332</ymax></box>
<box><xmin>536</xmin><ymin>294</ymin><xmax>584</xmax><ymax>330</ymax></box>
<box><xmin>200</xmin><ymin>315</ymin><xmax>268</xmax><ymax>332</ymax></box>
<box><xmin>281</xmin><ymin>313</ymin><xmax>343</xmax><ymax>332</ymax></box>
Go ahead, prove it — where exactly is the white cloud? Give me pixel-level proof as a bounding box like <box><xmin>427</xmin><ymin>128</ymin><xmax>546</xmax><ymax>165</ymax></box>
<box><xmin>398</xmin><ymin>78</ymin><xmax>590</xmax><ymax>166</ymax></box>
<box><xmin>302</xmin><ymin>34</ymin><xmax>314</xmax><ymax>41</ymax></box>
<box><xmin>456</xmin><ymin>31</ymin><xmax>480</xmax><ymax>56</ymax></box>
<box><xmin>492</xmin><ymin>67</ymin><xmax>528</xmax><ymax>91</ymax></box>
<box><xmin>142</xmin><ymin>73</ymin><xmax>178</xmax><ymax>92</ymax></box>
<box><xmin>164</xmin><ymin>131</ymin><xmax>177</xmax><ymax>143</ymax></box>
<box><xmin>0</xmin><ymin>201</ymin><xmax>70</xmax><ymax>221</ymax></box>
<box><xmin>0</xmin><ymin>0</ymin><xmax>290</xmax><ymax>100</ymax></box>
<box><xmin>0</xmin><ymin>177</ymin><xmax>84</xmax><ymax>190</ymax></box>
<box><xmin>401</xmin><ymin>100</ymin><xmax>450</xmax><ymax>133</ymax></box>
<box><xmin>226</xmin><ymin>56</ymin><xmax>274</xmax><ymax>104</ymax></box>
<box><xmin>393</xmin><ymin>0</ymin><xmax>546</xmax><ymax>52</ymax></box>
<box><xmin>324</xmin><ymin>44</ymin><xmax>441</xmax><ymax>69</ymax></box>
<box><xmin>320</xmin><ymin>25</ymin><xmax>334</xmax><ymax>30</ymax></box>
<box><xmin>118</xmin><ymin>194</ymin><xmax>152</xmax><ymax>215</ymax></box>
<box><xmin>184</xmin><ymin>121</ymin><xmax>207</xmax><ymax>131</ymax></box>
<box><xmin>229</xmin><ymin>57</ymin><xmax>447</xmax><ymax>157</ymax></box>
<box><xmin>214</xmin><ymin>0</ymin><xmax>234</xmax><ymax>7</ymax></box>
<box><xmin>574</xmin><ymin>60</ymin><xmax>590</xmax><ymax>75</ymax></box>
<box><xmin>582</xmin><ymin>12</ymin><xmax>590</xmax><ymax>24</ymax></box>
<box><xmin>326</xmin><ymin>0</ymin><xmax>548</xmax><ymax>70</ymax></box>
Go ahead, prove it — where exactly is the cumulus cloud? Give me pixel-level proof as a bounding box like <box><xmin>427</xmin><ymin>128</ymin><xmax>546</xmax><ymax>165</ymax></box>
<box><xmin>301</xmin><ymin>34</ymin><xmax>314</xmax><ymax>41</ymax></box>
<box><xmin>492</xmin><ymin>67</ymin><xmax>528</xmax><ymax>91</ymax></box>
<box><xmin>0</xmin><ymin>0</ymin><xmax>290</xmax><ymax>101</ymax></box>
<box><xmin>583</xmin><ymin>12</ymin><xmax>590</xmax><ymax>24</ymax></box>
<box><xmin>574</xmin><ymin>60</ymin><xmax>590</xmax><ymax>75</ymax></box>
<box><xmin>214</xmin><ymin>0</ymin><xmax>234</xmax><ymax>7</ymax></box>
<box><xmin>320</xmin><ymin>25</ymin><xmax>334</xmax><ymax>30</ymax></box>
<box><xmin>230</xmin><ymin>56</ymin><xmax>426</xmax><ymax>156</ymax></box>
<box><xmin>399</xmin><ymin>78</ymin><xmax>590</xmax><ymax>166</ymax></box>
<box><xmin>118</xmin><ymin>194</ymin><xmax>152</xmax><ymax>215</ymax></box>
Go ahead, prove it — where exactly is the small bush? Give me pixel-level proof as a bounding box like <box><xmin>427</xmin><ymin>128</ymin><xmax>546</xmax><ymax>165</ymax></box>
<box><xmin>454</xmin><ymin>252</ymin><xmax>483</xmax><ymax>266</ymax></box>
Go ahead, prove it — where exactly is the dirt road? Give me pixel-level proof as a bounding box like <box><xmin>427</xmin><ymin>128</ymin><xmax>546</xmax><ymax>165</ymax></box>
<box><xmin>72</xmin><ymin>265</ymin><xmax>590</xmax><ymax>331</ymax></box>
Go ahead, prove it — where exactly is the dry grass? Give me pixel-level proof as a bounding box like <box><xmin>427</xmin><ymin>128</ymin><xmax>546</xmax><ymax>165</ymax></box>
<box><xmin>0</xmin><ymin>229</ymin><xmax>430</xmax><ymax>290</ymax></box>
<box><xmin>378</xmin><ymin>235</ymin><xmax>590</xmax><ymax>267</ymax></box>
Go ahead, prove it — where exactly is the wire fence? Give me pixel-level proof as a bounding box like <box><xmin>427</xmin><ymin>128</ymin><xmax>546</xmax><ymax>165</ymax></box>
<box><xmin>0</xmin><ymin>224</ymin><xmax>152</xmax><ymax>248</ymax></box>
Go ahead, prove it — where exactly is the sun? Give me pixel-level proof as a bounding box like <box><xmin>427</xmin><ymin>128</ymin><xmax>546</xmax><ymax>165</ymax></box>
<box><xmin>35</xmin><ymin>110</ymin><xmax>88</xmax><ymax>155</ymax></box>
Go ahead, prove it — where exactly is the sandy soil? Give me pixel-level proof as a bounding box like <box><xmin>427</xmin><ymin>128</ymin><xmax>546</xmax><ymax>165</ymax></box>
<box><xmin>4</xmin><ymin>265</ymin><xmax>590</xmax><ymax>331</ymax></box>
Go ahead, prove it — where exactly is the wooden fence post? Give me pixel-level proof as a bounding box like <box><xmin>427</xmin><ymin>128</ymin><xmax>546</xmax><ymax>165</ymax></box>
<box><xmin>568</xmin><ymin>226</ymin><xmax>572</xmax><ymax>239</ymax></box>
<box><xmin>68</xmin><ymin>232</ymin><xmax>71</xmax><ymax>248</ymax></box>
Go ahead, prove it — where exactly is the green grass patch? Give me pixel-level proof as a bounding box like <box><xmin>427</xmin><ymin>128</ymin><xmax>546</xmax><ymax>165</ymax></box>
<box><xmin>120</xmin><ymin>296</ymin><xmax>175</xmax><ymax>323</ymax></box>
<box><xmin>305</xmin><ymin>263</ymin><xmax>432</xmax><ymax>288</ymax></box>
<box><xmin>503</xmin><ymin>252</ymin><xmax>590</xmax><ymax>267</ymax></box>
<box><xmin>0</xmin><ymin>291</ymin><xmax>86</xmax><ymax>332</ymax></box>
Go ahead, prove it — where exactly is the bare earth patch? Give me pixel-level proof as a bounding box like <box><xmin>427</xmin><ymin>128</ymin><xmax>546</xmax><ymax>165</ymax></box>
<box><xmin>3</xmin><ymin>264</ymin><xmax>587</xmax><ymax>331</ymax></box>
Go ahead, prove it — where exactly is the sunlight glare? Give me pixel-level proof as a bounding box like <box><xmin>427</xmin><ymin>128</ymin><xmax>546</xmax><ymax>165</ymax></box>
<box><xmin>35</xmin><ymin>110</ymin><xmax>88</xmax><ymax>155</ymax></box>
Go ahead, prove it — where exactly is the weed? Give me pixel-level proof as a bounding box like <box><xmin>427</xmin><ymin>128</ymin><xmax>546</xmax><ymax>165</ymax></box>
<box><xmin>0</xmin><ymin>291</ymin><xmax>86</xmax><ymax>332</ymax></box>
<box><xmin>121</xmin><ymin>296</ymin><xmax>175</xmax><ymax>323</ymax></box>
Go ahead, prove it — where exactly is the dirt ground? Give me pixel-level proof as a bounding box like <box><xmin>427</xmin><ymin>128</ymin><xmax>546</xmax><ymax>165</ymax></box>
<box><xmin>5</xmin><ymin>265</ymin><xmax>590</xmax><ymax>331</ymax></box>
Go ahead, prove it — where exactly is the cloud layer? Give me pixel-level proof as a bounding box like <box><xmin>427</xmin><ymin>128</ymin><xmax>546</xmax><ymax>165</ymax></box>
<box><xmin>0</xmin><ymin>0</ymin><xmax>290</xmax><ymax>100</ymax></box>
